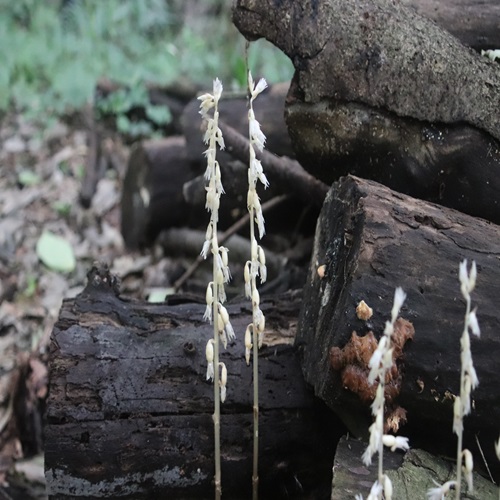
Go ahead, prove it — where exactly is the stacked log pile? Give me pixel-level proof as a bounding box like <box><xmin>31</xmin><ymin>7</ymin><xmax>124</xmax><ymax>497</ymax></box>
<box><xmin>46</xmin><ymin>0</ymin><xmax>500</xmax><ymax>497</ymax></box>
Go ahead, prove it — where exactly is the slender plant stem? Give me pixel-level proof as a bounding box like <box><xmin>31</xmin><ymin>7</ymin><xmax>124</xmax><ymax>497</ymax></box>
<box><xmin>173</xmin><ymin>194</ymin><xmax>289</xmax><ymax>292</ymax></box>
<box><xmin>213</xmin><ymin>239</ymin><xmax>222</xmax><ymax>499</ymax></box>
<box><xmin>378</xmin><ymin>381</ymin><xmax>384</xmax><ymax>488</ymax></box>
<box><xmin>250</xmin><ymin>217</ymin><xmax>259</xmax><ymax>499</ymax></box>
<box><xmin>455</xmin><ymin>294</ymin><xmax>471</xmax><ymax>500</ymax></box>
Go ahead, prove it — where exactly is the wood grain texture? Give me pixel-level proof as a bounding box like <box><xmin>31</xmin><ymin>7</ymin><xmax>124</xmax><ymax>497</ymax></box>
<box><xmin>296</xmin><ymin>175</ymin><xmax>500</xmax><ymax>475</ymax></box>
<box><xmin>45</xmin><ymin>266</ymin><xmax>338</xmax><ymax>499</ymax></box>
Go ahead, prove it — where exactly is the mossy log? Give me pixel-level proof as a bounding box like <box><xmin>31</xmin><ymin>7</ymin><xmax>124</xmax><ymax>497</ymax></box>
<box><xmin>331</xmin><ymin>436</ymin><xmax>498</xmax><ymax>499</ymax></box>
<box><xmin>296</xmin><ymin>175</ymin><xmax>500</xmax><ymax>478</ymax></box>
<box><xmin>45</xmin><ymin>265</ymin><xmax>338</xmax><ymax>499</ymax></box>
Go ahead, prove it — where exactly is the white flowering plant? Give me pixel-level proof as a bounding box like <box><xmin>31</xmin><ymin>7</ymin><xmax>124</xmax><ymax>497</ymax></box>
<box><xmin>198</xmin><ymin>78</ymin><xmax>235</xmax><ymax>499</ymax></box>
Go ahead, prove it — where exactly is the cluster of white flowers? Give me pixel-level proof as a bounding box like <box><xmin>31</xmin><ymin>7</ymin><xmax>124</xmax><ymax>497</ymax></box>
<box><xmin>426</xmin><ymin>479</ymin><xmax>457</xmax><ymax>500</ymax></box>
<box><xmin>427</xmin><ymin>260</ymin><xmax>480</xmax><ymax>499</ymax></box>
<box><xmin>244</xmin><ymin>72</ymin><xmax>269</xmax><ymax>366</ymax></box>
<box><xmin>481</xmin><ymin>48</ymin><xmax>500</xmax><ymax>62</ymax></box>
<box><xmin>198</xmin><ymin>78</ymin><xmax>234</xmax><ymax>404</ymax></box>
<box><xmin>360</xmin><ymin>287</ymin><xmax>410</xmax><ymax>500</ymax></box>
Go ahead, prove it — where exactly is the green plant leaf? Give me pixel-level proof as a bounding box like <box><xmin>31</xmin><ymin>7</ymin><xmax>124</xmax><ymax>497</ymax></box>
<box><xmin>18</xmin><ymin>169</ymin><xmax>40</xmax><ymax>187</ymax></box>
<box><xmin>145</xmin><ymin>104</ymin><xmax>171</xmax><ymax>125</ymax></box>
<box><xmin>36</xmin><ymin>231</ymin><xmax>76</xmax><ymax>272</ymax></box>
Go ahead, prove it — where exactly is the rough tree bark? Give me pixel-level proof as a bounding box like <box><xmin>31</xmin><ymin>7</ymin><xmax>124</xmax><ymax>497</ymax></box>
<box><xmin>233</xmin><ymin>0</ymin><xmax>500</xmax><ymax>140</ymax></box>
<box><xmin>296</xmin><ymin>175</ymin><xmax>500</xmax><ymax>476</ymax></box>
<box><xmin>45</xmin><ymin>266</ymin><xmax>338</xmax><ymax>499</ymax></box>
<box><xmin>232</xmin><ymin>0</ymin><xmax>500</xmax><ymax>225</ymax></box>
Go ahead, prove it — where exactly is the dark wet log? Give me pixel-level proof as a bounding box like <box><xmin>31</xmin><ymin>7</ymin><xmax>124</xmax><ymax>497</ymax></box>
<box><xmin>45</xmin><ymin>265</ymin><xmax>338</xmax><ymax>499</ymax></box>
<box><xmin>296</xmin><ymin>175</ymin><xmax>500</xmax><ymax>476</ymax></box>
<box><xmin>120</xmin><ymin>136</ymin><xmax>194</xmax><ymax>249</ymax></box>
<box><xmin>284</xmin><ymin>100</ymin><xmax>500</xmax><ymax>225</ymax></box>
<box><xmin>120</xmin><ymin>134</ymin><xmax>307</xmax><ymax>249</ymax></box>
<box><xmin>401</xmin><ymin>0</ymin><xmax>500</xmax><ymax>50</ymax></box>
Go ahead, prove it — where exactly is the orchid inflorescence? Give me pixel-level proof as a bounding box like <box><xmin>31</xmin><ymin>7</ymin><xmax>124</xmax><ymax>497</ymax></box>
<box><xmin>358</xmin><ymin>287</ymin><xmax>410</xmax><ymax>500</ymax></box>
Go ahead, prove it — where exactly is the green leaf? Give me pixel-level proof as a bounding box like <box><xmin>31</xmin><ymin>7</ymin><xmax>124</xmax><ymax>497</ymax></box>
<box><xmin>18</xmin><ymin>169</ymin><xmax>40</xmax><ymax>187</ymax></box>
<box><xmin>145</xmin><ymin>104</ymin><xmax>171</xmax><ymax>125</ymax></box>
<box><xmin>36</xmin><ymin>231</ymin><xmax>76</xmax><ymax>272</ymax></box>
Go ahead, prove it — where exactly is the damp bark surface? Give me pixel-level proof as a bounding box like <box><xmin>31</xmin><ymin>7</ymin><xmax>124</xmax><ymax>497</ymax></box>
<box><xmin>296</xmin><ymin>175</ymin><xmax>500</xmax><ymax>475</ymax></box>
<box><xmin>45</xmin><ymin>266</ymin><xmax>338</xmax><ymax>499</ymax></box>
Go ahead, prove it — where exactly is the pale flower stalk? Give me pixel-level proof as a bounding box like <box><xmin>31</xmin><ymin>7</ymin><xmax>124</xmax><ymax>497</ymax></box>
<box><xmin>427</xmin><ymin>260</ymin><xmax>480</xmax><ymax>500</ymax></box>
<box><xmin>199</xmin><ymin>78</ymin><xmax>234</xmax><ymax>500</ymax></box>
<box><xmin>244</xmin><ymin>70</ymin><xmax>268</xmax><ymax>500</ymax></box>
<box><xmin>361</xmin><ymin>287</ymin><xmax>409</xmax><ymax>500</ymax></box>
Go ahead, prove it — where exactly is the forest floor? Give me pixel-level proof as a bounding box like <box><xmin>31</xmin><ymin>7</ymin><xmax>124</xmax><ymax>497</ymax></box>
<box><xmin>0</xmin><ymin>111</ymin><xmax>167</xmax><ymax>499</ymax></box>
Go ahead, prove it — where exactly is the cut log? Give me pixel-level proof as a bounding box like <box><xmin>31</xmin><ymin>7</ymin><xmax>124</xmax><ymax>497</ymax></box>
<box><xmin>120</xmin><ymin>136</ymin><xmax>194</xmax><ymax>248</ymax></box>
<box><xmin>232</xmin><ymin>0</ymin><xmax>500</xmax><ymax>225</ymax></box>
<box><xmin>284</xmin><ymin>100</ymin><xmax>500</xmax><ymax>225</ymax></box>
<box><xmin>296</xmin><ymin>175</ymin><xmax>500</xmax><ymax>477</ymax></box>
<box><xmin>233</xmin><ymin>0</ymin><xmax>500</xmax><ymax>141</ymax></box>
<box><xmin>45</xmin><ymin>265</ymin><xmax>340</xmax><ymax>499</ymax></box>
<box><xmin>120</xmin><ymin>133</ymin><xmax>315</xmax><ymax>250</ymax></box>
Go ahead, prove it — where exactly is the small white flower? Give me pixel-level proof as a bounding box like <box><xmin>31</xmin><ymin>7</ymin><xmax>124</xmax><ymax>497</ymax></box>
<box><xmin>203</xmin><ymin>282</ymin><xmax>213</xmax><ymax>322</ymax></box>
<box><xmin>252</xmin><ymin>288</ymin><xmax>260</xmax><ymax>308</ymax></box>
<box><xmin>249</xmin><ymin>110</ymin><xmax>266</xmax><ymax>152</ymax></box>
<box><xmin>495</xmin><ymin>436</ymin><xmax>500</xmax><ymax>461</ymax></box>
<box><xmin>382</xmin><ymin>434</ymin><xmax>410</xmax><ymax>452</ymax></box>
<box><xmin>244</xmin><ymin>261</ymin><xmax>252</xmax><ymax>299</ymax></box>
<box><xmin>467</xmin><ymin>309</ymin><xmax>480</xmax><ymax>337</ymax></box>
<box><xmin>391</xmin><ymin>287</ymin><xmax>406</xmax><ymax>322</ymax></box>
<box><xmin>205</xmin><ymin>339</ymin><xmax>215</xmax><ymax>381</ymax></box>
<box><xmin>366</xmin><ymin>481</ymin><xmax>383</xmax><ymax>500</ymax></box>
<box><xmin>383</xmin><ymin>475</ymin><xmax>393</xmax><ymax>500</ymax></box>
<box><xmin>219</xmin><ymin>362</ymin><xmax>227</xmax><ymax>402</ymax></box>
<box><xmin>363</xmin><ymin>414</ymin><xmax>382</xmax><ymax>466</ymax></box>
<box><xmin>256</xmin><ymin>311</ymin><xmax>265</xmax><ymax>334</ymax></box>
<box><xmin>453</xmin><ymin>396</ymin><xmax>463</xmax><ymax>436</ymax></box>
<box><xmin>427</xmin><ymin>480</ymin><xmax>456</xmax><ymax>500</ymax></box>
<box><xmin>198</xmin><ymin>93</ymin><xmax>214</xmax><ymax>116</ymax></box>
<box><xmin>462</xmin><ymin>449</ymin><xmax>474</xmax><ymax>492</ymax></box>
<box><xmin>215</xmin><ymin>127</ymin><xmax>225</xmax><ymax>150</ymax></box>
<box><xmin>251</xmin><ymin>78</ymin><xmax>268</xmax><ymax>100</ymax></box>
<box><xmin>258</xmin><ymin>246</ymin><xmax>267</xmax><ymax>283</ymax></box>
<box><xmin>459</xmin><ymin>259</ymin><xmax>477</xmax><ymax>298</ymax></box>
<box><xmin>213</xmin><ymin>78</ymin><xmax>223</xmax><ymax>101</ymax></box>
<box><xmin>245</xmin><ymin>325</ymin><xmax>253</xmax><ymax>366</ymax></box>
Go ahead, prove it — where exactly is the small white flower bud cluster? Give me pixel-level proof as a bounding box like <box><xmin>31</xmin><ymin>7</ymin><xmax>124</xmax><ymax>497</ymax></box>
<box><xmin>244</xmin><ymin>72</ymin><xmax>268</xmax><ymax>366</ymax></box>
<box><xmin>426</xmin><ymin>480</ymin><xmax>457</xmax><ymax>500</ymax></box>
<box><xmin>455</xmin><ymin>260</ymin><xmax>480</xmax><ymax>433</ymax></box>
<box><xmin>361</xmin><ymin>287</ymin><xmax>409</xmax><ymax>500</ymax></box>
<box><xmin>199</xmin><ymin>79</ymin><xmax>234</xmax><ymax>404</ymax></box>
<box><xmin>429</xmin><ymin>260</ymin><xmax>480</xmax><ymax>499</ymax></box>
<box><xmin>247</xmin><ymin>72</ymin><xmax>269</xmax><ymax>239</ymax></box>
